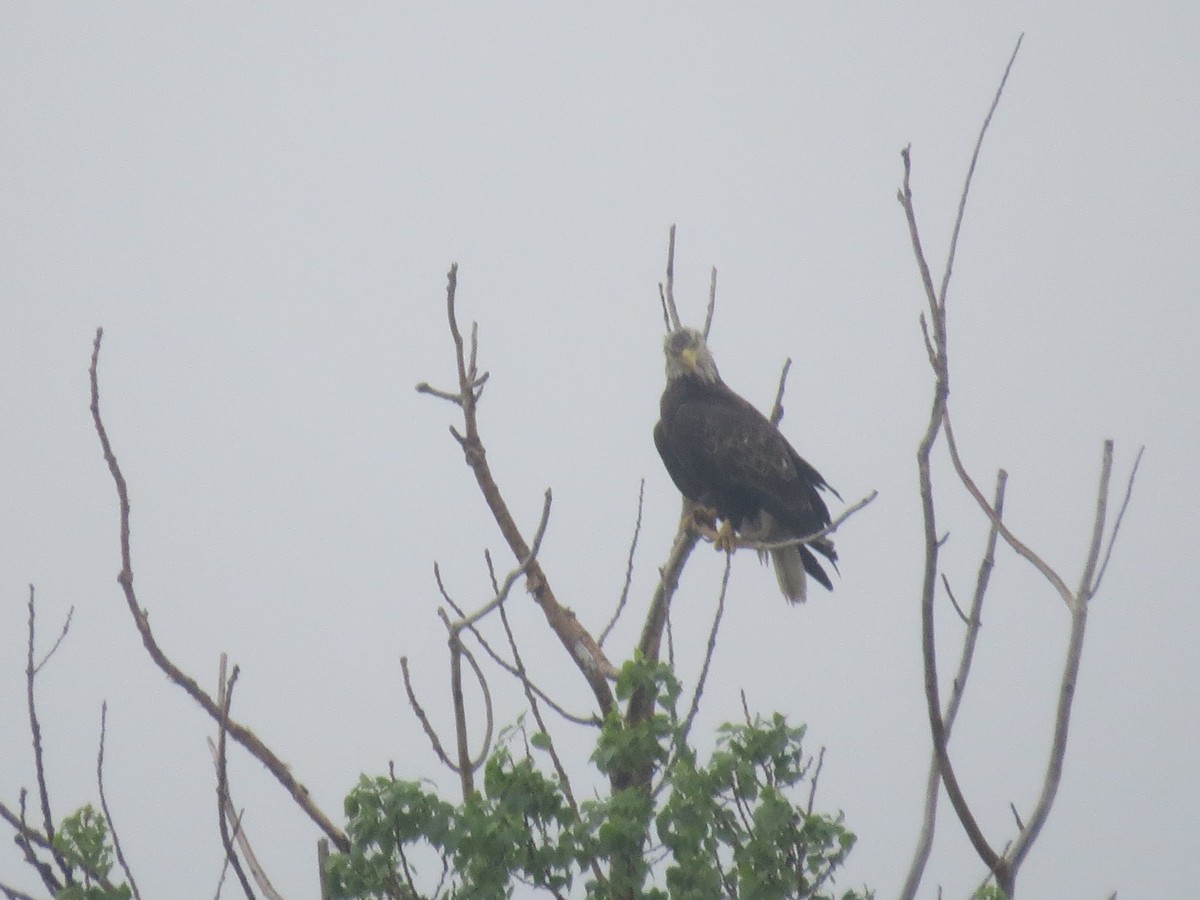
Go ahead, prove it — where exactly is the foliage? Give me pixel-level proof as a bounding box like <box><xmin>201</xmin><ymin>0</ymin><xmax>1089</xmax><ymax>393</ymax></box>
<box><xmin>52</xmin><ymin>804</ymin><xmax>133</xmax><ymax>900</ymax></box>
<box><xmin>325</xmin><ymin>657</ymin><xmax>871</xmax><ymax>899</ymax></box>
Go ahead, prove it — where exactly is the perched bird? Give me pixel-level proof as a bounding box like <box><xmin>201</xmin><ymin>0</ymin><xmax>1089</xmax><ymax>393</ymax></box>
<box><xmin>654</xmin><ymin>326</ymin><xmax>839</xmax><ymax>602</ymax></box>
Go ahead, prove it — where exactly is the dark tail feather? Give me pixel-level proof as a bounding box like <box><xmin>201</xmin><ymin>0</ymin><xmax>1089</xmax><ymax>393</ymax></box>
<box><xmin>799</xmin><ymin>541</ymin><xmax>836</xmax><ymax>592</ymax></box>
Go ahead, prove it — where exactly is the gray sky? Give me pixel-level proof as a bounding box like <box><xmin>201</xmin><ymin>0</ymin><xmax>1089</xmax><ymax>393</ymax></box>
<box><xmin>2</xmin><ymin>4</ymin><xmax>1197</xmax><ymax>898</ymax></box>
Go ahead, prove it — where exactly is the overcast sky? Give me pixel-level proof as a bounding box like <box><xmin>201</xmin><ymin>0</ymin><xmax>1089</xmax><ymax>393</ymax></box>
<box><xmin>2</xmin><ymin>4</ymin><xmax>1197</xmax><ymax>898</ymax></box>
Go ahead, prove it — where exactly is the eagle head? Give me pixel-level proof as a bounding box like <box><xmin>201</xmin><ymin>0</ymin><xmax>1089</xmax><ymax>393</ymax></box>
<box><xmin>663</xmin><ymin>327</ymin><xmax>721</xmax><ymax>384</ymax></box>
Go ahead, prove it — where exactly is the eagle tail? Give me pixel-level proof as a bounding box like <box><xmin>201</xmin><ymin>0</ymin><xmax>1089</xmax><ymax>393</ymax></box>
<box><xmin>799</xmin><ymin>543</ymin><xmax>835</xmax><ymax>591</ymax></box>
<box><xmin>770</xmin><ymin>545</ymin><xmax>809</xmax><ymax>604</ymax></box>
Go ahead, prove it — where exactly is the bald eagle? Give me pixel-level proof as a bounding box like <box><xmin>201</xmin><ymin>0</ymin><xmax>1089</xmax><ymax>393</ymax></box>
<box><xmin>654</xmin><ymin>327</ymin><xmax>838</xmax><ymax>603</ymax></box>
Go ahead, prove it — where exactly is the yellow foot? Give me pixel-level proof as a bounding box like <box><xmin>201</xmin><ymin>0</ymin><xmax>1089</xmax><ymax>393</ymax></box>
<box><xmin>713</xmin><ymin>519</ymin><xmax>738</xmax><ymax>554</ymax></box>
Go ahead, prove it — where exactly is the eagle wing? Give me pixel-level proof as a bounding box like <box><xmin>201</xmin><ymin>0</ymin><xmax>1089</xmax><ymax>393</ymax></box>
<box><xmin>661</xmin><ymin>381</ymin><xmax>830</xmax><ymax>530</ymax></box>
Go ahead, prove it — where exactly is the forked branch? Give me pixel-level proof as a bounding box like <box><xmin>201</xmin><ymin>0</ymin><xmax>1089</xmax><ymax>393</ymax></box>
<box><xmin>417</xmin><ymin>267</ymin><xmax>618</xmax><ymax>719</ymax></box>
<box><xmin>899</xmin><ymin>32</ymin><xmax>1140</xmax><ymax>898</ymax></box>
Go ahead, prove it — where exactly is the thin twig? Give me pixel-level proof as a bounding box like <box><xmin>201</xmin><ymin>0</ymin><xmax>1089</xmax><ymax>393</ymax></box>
<box><xmin>204</xmin><ymin>737</ymin><xmax>284</xmax><ymax>900</ymax></box>
<box><xmin>662</xmin><ymin>225</ymin><xmax>681</xmax><ymax>331</ymax></box>
<box><xmin>216</xmin><ymin>662</ymin><xmax>256</xmax><ymax>900</ymax></box>
<box><xmin>679</xmin><ymin>553</ymin><xmax>732</xmax><ymax>750</ymax></box>
<box><xmin>702</xmin><ymin>266</ymin><xmax>717</xmax><ymax>339</ymax></box>
<box><xmin>600</xmin><ymin>480</ymin><xmax>644</xmax><ymax>647</ymax></box>
<box><xmin>938</xmin><ymin>34</ymin><xmax>1025</xmax><ymax>309</ymax></box>
<box><xmin>400</xmin><ymin>656</ymin><xmax>458</xmax><ymax>772</ymax></box>
<box><xmin>769</xmin><ymin>358</ymin><xmax>792</xmax><ymax>427</ymax></box>
<box><xmin>25</xmin><ymin>587</ymin><xmax>72</xmax><ymax>887</ymax></box>
<box><xmin>436</xmin><ymin>562</ymin><xmax>597</xmax><ymax>727</ymax></box>
<box><xmin>1009</xmin><ymin>802</ymin><xmax>1025</xmax><ymax>832</ymax></box>
<box><xmin>0</xmin><ymin>882</ymin><xmax>37</xmax><ymax>900</ymax></box>
<box><xmin>446</xmin><ymin>624</ymin><xmax>477</xmax><ymax>797</ymax></box>
<box><xmin>637</xmin><ymin>502</ymin><xmax>700</xmax><ymax>665</ymax></box>
<box><xmin>806</xmin><ymin>746</ymin><xmax>827</xmax><ymax>817</ymax></box>
<box><xmin>1091</xmin><ymin>445</ymin><xmax>1143</xmax><ymax>596</ymax></box>
<box><xmin>444</xmin><ymin>621</ymin><xmax>495</xmax><ymax>771</ymax></box>
<box><xmin>449</xmin><ymin>489</ymin><xmax>553</xmax><ymax>633</ymax></box>
<box><xmin>943</xmin><ymin>411</ymin><xmax>1076</xmax><ymax>610</ymax></box>
<box><xmin>0</xmin><ymin>793</ymin><xmax>58</xmax><ymax>893</ymax></box>
<box><xmin>941</xmin><ymin>573</ymin><xmax>970</xmax><ymax>626</ymax></box>
<box><xmin>33</xmin><ymin>606</ymin><xmax>73</xmax><ymax>676</ymax></box>
<box><xmin>97</xmin><ymin>703</ymin><xmax>141</xmax><ymax>900</ymax></box>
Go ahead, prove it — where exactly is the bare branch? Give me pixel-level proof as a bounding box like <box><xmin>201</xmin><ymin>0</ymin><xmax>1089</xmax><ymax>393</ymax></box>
<box><xmin>940</xmin><ymin>573</ymin><xmax>970</xmax><ymax>626</ymax></box>
<box><xmin>1009</xmin><ymin>802</ymin><xmax>1025</xmax><ymax>832</ymax></box>
<box><xmin>900</xmin><ymin>469</ymin><xmax>1006</xmax><ymax>900</ymax></box>
<box><xmin>0</xmin><ymin>794</ymin><xmax>58</xmax><ymax>894</ymax></box>
<box><xmin>418</xmin><ymin>270</ymin><xmax>618</xmax><ymax>717</ymax></box>
<box><xmin>622</xmin><ymin>503</ymin><xmax>702</xmax><ymax>793</ymax></box>
<box><xmin>902</xmin><ymin>36</ymin><xmax>1028</xmax><ymax>879</ymax></box>
<box><xmin>215</xmin><ymin>662</ymin><xmax>256</xmax><ymax>900</ymax></box>
<box><xmin>1091</xmin><ymin>445</ymin><xmax>1143</xmax><ymax>596</ymax></box>
<box><xmin>414</xmin><ymin>382</ymin><xmax>465</xmax><ymax>405</ymax></box>
<box><xmin>316</xmin><ymin>839</ymin><xmax>330</xmax><ymax>900</ymax></box>
<box><xmin>400</xmin><ymin>656</ymin><xmax>459</xmax><ymax>772</ymax></box>
<box><xmin>205</xmin><ymin>736</ymin><xmax>284</xmax><ymax>900</ymax></box>
<box><xmin>702</xmin><ymin>265</ymin><xmax>717</xmax><ymax>339</ymax></box>
<box><xmin>600</xmin><ymin>480</ymin><xmax>645</xmax><ymax>647</ymax></box>
<box><xmin>637</xmin><ymin>502</ymin><xmax>701</xmax><ymax>664</ymax></box>
<box><xmin>436</xmin><ymin>561</ymin><xmax>597</xmax><ymax>728</ymax></box>
<box><xmin>88</xmin><ymin>328</ymin><xmax>349</xmax><ymax>852</ymax></box>
<box><xmin>938</xmin><ymin>34</ymin><xmax>1024</xmax><ymax>309</ymax></box>
<box><xmin>661</xmin><ymin>224</ymin><xmax>681</xmax><ymax>331</ymax></box>
<box><xmin>449</xmin><ymin>489</ymin><xmax>553</xmax><ymax>633</ymax></box>
<box><xmin>897</xmin><ymin>147</ymin><xmax>943</xmax><ymax>335</ymax></box>
<box><xmin>33</xmin><ymin>605</ymin><xmax>73</xmax><ymax>676</ymax></box>
<box><xmin>25</xmin><ymin>587</ymin><xmax>73</xmax><ymax>887</ymax></box>
<box><xmin>768</xmin><ymin>358</ymin><xmax>792</xmax><ymax>427</ymax></box>
<box><xmin>446</xmin><ymin>625</ymin><xmax>478</xmax><ymax>798</ymax></box>
<box><xmin>441</xmin><ymin>615</ymin><xmax>495</xmax><ymax>775</ymax></box>
<box><xmin>678</xmin><ymin>553</ymin><xmax>732</xmax><ymax>749</ymax></box>
<box><xmin>806</xmin><ymin>746</ymin><xmax>827</xmax><ymax>817</ymax></box>
<box><xmin>97</xmin><ymin>702</ymin><xmax>141</xmax><ymax>900</ymax></box>
<box><xmin>1076</xmin><ymin>441</ymin><xmax>1115</xmax><ymax>602</ymax></box>
<box><xmin>943</xmin><ymin>410</ymin><xmax>1076</xmax><ymax>610</ymax></box>
<box><xmin>1004</xmin><ymin>446</ymin><xmax>1121</xmax><ymax>888</ymax></box>
<box><xmin>0</xmin><ymin>881</ymin><xmax>37</xmax><ymax>900</ymax></box>
<box><xmin>460</xmin><ymin>643</ymin><xmax>494</xmax><ymax>772</ymax></box>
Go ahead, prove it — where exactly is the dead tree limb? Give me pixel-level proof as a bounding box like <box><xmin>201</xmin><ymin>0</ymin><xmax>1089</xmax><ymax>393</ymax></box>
<box><xmin>899</xmin><ymin>32</ymin><xmax>1141</xmax><ymax>898</ymax></box>
<box><xmin>417</xmin><ymin>266</ymin><xmax>618</xmax><ymax>718</ymax></box>
<box><xmin>89</xmin><ymin>328</ymin><xmax>349</xmax><ymax>853</ymax></box>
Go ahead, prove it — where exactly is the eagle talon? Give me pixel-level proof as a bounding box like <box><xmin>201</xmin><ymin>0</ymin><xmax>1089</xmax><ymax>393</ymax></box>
<box><xmin>713</xmin><ymin>519</ymin><xmax>738</xmax><ymax>554</ymax></box>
